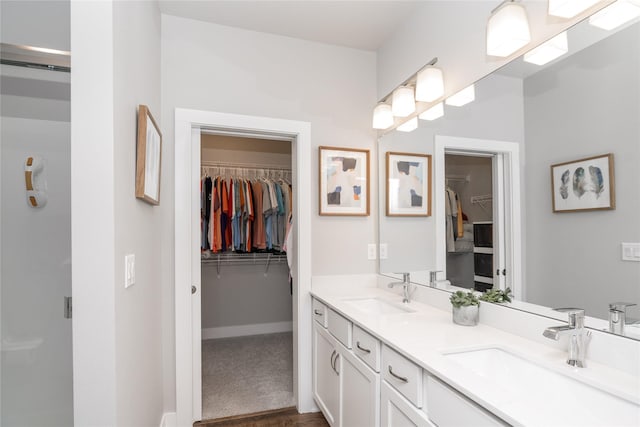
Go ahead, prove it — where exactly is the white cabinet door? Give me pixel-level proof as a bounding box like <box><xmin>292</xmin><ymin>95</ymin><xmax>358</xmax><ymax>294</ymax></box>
<box><xmin>426</xmin><ymin>376</ymin><xmax>507</xmax><ymax>427</ymax></box>
<box><xmin>381</xmin><ymin>381</ymin><xmax>435</xmax><ymax>427</ymax></box>
<box><xmin>340</xmin><ymin>348</ymin><xmax>380</xmax><ymax>427</ymax></box>
<box><xmin>314</xmin><ymin>324</ymin><xmax>340</xmax><ymax>426</ymax></box>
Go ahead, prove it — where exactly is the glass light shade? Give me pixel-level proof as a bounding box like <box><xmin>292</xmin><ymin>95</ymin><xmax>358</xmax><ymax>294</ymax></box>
<box><xmin>391</xmin><ymin>86</ymin><xmax>416</xmax><ymax>117</ymax></box>
<box><xmin>486</xmin><ymin>2</ymin><xmax>531</xmax><ymax>57</ymax></box>
<box><xmin>523</xmin><ymin>31</ymin><xmax>568</xmax><ymax>65</ymax></box>
<box><xmin>548</xmin><ymin>0</ymin><xmax>600</xmax><ymax>18</ymax></box>
<box><xmin>397</xmin><ymin>117</ymin><xmax>418</xmax><ymax>132</ymax></box>
<box><xmin>418</xmin><ymin>102</ymin><xmax>444</xmax><ymax>121</ymax></box>
<box><xmin>415</xmin><ymin>67</ymin><xmax>445</xmax><ymax>102</ymax></box>
<box><xmin>445</xmin><ymin>84</ymin><xmax>476</xmax><ymax>107</ymax></box>
<box><xmin>589</xmin><ymin>1</ymin><xmax>640</xmax><ymax>31</ymax></box>
<box><xmin>372</xmin><ymin>103</ymin><xmax>394</xmax><ymax>129</ymax></box>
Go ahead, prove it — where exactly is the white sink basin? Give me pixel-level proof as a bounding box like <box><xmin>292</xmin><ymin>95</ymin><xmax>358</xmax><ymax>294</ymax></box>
<box><xmin>445</xmin><ymin>347</ymin><xmax>640</xmax><ymax>426</ymax></box>
<box><xmin>343</xmin><ymin>298</ymin><xmax>414</xmax><ymax>315</ymax></box>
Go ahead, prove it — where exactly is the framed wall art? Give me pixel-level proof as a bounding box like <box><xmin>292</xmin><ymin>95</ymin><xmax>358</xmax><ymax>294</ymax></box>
<box><xmin>386</xmin><ymin>152</ymin><xmax>431</xmax><ymax>217</ymax></box>
<box><xmin>318</xmin><ymin>146</ymin><xmax>369</xmax><ymax>216</ymax></box>
<box><xmin>136</xmin><ymin>104</ymin><xmax>162</xmax><ymax>205</ymax></box>
<box><xmin>550</xmin><ymin>153</ymin><xmax>615</xmax><ymax>213</ymax></box>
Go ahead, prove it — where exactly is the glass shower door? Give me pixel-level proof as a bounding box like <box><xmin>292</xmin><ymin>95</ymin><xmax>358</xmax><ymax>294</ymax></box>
<box><xmin>0</xmin><ymin>46</ymin><xmax>73</xmax><ymax>426</ymax></box>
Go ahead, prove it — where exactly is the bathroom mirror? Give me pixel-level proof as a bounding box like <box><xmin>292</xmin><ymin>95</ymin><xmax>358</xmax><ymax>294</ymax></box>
<box><xmin>378</xmin><ymin>16</ymin><xmax>640</xmax><ymax>339</ymax></box>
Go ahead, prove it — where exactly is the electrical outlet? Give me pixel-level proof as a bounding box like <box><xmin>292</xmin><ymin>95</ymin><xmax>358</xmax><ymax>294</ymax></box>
<box><xmin>621</xmin><ymin>243</ymin><xmax>640</xmax><ymax>262</ymax></box>
<box><xmin>379</xmin><ymin>243</ymin><xmax>388</xmax><ymax>259</ymax></box>
<box><xmin>367</xmin><ymin>243</ymin><xmax>377</xmax><ymax>260</ymax></box>
<box><xmin>125</xmin><ymin>254</ymin><xmax>136</xmax><ymax>288</ymax></box>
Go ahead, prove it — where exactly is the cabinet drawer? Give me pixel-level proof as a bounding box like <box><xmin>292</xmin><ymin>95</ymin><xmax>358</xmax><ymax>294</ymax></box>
<box><xmin>353</xmin><ymin>325</ymin><xmax>380</xmax><ymax>372</ymax></box>
<box><xmin>426</xmin><ymin>376</ymin><xmax>507</xmax><ymax>427</ymax></box>
<box><xmin>327</xmin><ymin>309</ymin><xmax>352</xmax><ymax>349</ymax></box>
<box><xmin>382</xmin><ymin>345</ymin><xmax>423</xmax><ymax>408</ymax></box>
<box><xmin>312</xmin><ymin>299</ymin><xmax>328</xmax><ymax>328</ymax></box>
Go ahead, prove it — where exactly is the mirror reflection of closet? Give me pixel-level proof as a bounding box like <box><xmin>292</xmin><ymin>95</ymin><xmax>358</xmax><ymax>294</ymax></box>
<box><xmin>445</xmin><ymin>154</ymin><xmax>493</xmax><ymax>290</ymax></box>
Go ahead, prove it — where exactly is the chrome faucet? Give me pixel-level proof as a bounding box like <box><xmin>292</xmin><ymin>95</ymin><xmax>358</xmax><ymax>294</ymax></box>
<box><xmin>429</xmin><ymin>270</ymin><xmax>443</xmax><ymax>288</ymax></box>
<box><xmin>609</xmin><ymin>302</ymin><xmax>637</xmax><ymax>335</ymax></box>
<box><xmin>543</xmin><ymin>308</ymin><xmax>590</xmax><ymax>368</ymax></box>
<box><xmin>388</xmin><ymin>273</ymin><xmax>412</xmax><ymax>303</ymax></box>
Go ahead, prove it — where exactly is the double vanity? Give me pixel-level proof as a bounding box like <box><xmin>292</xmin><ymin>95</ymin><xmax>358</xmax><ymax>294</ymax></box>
<box><xmin>310</xmin><ymin>276</ymin><xmax>640</xmax><ymax>427</ymax></box>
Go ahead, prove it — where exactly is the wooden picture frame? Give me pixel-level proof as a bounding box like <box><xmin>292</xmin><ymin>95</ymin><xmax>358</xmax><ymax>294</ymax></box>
<box><xmin>136</xmin><ymin>105</ymin><xmax>162</xmax><ymax>205</ymax></box>
<box><xmin>318</xmin><ymin>146</ymin><xmax>370</xmax><ymax>216</ymax></box>
<box><xmin>550</xmin><ymin>153</ymin><xmax>615</xmax><ymax>213</ymax></box>
<box><xmin>386</xmin><ymin>151</ymin><xmax>431</xmax><ymax>216</ymax></box>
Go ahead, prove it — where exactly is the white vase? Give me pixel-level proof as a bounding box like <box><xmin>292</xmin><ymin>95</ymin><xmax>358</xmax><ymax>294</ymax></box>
<box><xmin>452</xmin><ymin>305</ymin><xmax>479</xmax><ymax>326</ymax></box>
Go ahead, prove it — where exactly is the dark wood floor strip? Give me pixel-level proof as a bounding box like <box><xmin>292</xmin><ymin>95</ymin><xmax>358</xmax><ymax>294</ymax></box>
<box><xmin>195</xmin><ymin>406</ymin><xmax>329</xmax><ymax>427</ymax></box>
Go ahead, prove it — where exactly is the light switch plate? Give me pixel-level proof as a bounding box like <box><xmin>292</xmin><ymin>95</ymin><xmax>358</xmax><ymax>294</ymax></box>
<box><xmin>367</xmin><ymin>243</ymin><xmax>377</xmax><ymax>260</ymax></box>
<box><xmin>125</xmin><ymin>254</ymin><xmax>136</xmax><ymax>288</ymax></box>
<box><xmin>621</xmin><ymin>243</ymin><xmax>640</xmax><ymax>262</ymax></box>
<box><xmin>379</xmin><ymin>243</ymin><xmax>388</xmax><ymax>260</ymax></box>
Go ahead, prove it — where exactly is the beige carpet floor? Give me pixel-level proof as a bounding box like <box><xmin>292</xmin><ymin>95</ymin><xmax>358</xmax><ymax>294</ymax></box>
<box><xmin>201</xmin><ymin>332</ymin><xmax>295</xmax><ymax>421</ymax></box>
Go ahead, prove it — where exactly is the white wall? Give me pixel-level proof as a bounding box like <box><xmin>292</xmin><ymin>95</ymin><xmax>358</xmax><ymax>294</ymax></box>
<box><xmin>378</xmin><ymin>74</ymin><xmax>524</xmax><ymax>275</ymax></box>
<box><xmin>112</xmin><ymin>1</ymin><xmax>165</xmax><ymax>426</ymax></box>
<box><xmin>0</xmin><ymin>0</ymin><xmax>70</xmax><ymax>51</ymax></box>
<box><xmin>71</xmin><ymin>1</ymin><xmax>164</xmax><ymax>425</ymax></box>
<box><xmin>161</xmin><ymin>14</ymin><xmax>378</xmax><ymax>410</ymax></box>
<box><xmin>70</xmin><ymin>1</ymin><xmax>117</xmax><ymax>424</ymax></box>
<box><xmin>377</xmin><ymin>1</ymin><xmax>613</xmax><ymax>101</ymax></box>
<box><xmin>524</xmin><ymin>23</ymin><xmax>640</xmax><ymax>319</ymax></box>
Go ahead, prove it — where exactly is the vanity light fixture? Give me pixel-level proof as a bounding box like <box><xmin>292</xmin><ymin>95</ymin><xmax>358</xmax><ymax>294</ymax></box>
<box><xmin>391</xmin><ymin>85</ymin><xmax>416</xmax><ymax>117</ymax></box>
<box><xmin>418</xmin><ymin>102</ymin><xmax>444</xmax><ymax>121</ymax></box>
<box><xmin>523</xmin><ymin>31</ymin><xmax>569</xmax><ymax>65</ymax></box>
<box><xmin>445</xmin><ymin>84</ymin><xmax>476</xmax><ymax>107</ymax></box>
<box><xmin>372</xmin><ymin>103</ymin><xmax>394</xmax><ymax>129</ymax></box>
<box><xmin>415</xmin><ymin>58</ymin><xmax>445</xmax><ymax>103</ymax></box>
<box><xmin>589</xmin><ymin>0</ymin><xmax>640</xmax><ymax>30</ymax></box>
<box><xmin>397</xmin><ymin>117</ymin><xmax>419</xmax><ymax>132</ymax></box>
<box><xmin>486</xmin><ymin>0</ymin><xmax>531</xmax><ymax>57</ymax></box>
<box><xmin>548</xmin><ymin>0</ymin><xmax>600</xmax><ymax>18</ymax></box>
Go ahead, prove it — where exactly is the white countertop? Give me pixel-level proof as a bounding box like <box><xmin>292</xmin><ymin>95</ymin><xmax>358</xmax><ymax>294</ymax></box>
<box><xmin>311</xmin><ymin>285</ymin><xmax>640</xmax><ymax>427</ymax></box>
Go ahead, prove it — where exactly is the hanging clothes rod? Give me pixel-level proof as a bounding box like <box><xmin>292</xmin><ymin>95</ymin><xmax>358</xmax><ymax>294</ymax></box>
<box><xmin>201</xmin><ymin>252</ymin><xmax>287</xmax><ymax>277</ymax></box>
<box><xmin>470</xmin><ymin>194</ymin><xmax>493</xmax><ymax>204</ymax></box>
<box><xmin>445</xmin><ymin>174</ymin><xmax>470</xmax><ymax>184</ymax></box>
<box><xmin>201</xmin><ymin>160</ymin><xmax>291</xmax><ymax>171</ymax></box>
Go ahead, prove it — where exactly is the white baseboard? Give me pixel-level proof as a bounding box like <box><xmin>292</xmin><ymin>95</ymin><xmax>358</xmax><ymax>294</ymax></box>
<box><xmin>159</xmin><ymin>412</ymin><xmax>176</xmax><ymax>427</ymax></box>
<box><xmin>202</xmin><ymin>321</ymin><xmax>293</xmax><ymax>340</ymax></box>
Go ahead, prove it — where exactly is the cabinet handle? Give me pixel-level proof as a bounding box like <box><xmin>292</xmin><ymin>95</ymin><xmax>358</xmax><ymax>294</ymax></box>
<box><xmin>314</xmin><ymin>309</ymin><xmax>323</xmax><ymax>316</ymax></box>
<box><xmin>388</xmin><ymin>365</ymin><xmax>408</xmax><ymax>383</ymax></box>
<box><xmin>356</xmin><ymin>341</ymin><xmax>371</xmax><ymax>354</ymax></box>
<box><xmin>334</xmin><ymin>353</ymin><xmax>340</xmax><ymax>375</ymax></box>
<box><xmin>330</xmin><ymin>350</ymin><xmax>336</xmax><ymax>371</ymax></box>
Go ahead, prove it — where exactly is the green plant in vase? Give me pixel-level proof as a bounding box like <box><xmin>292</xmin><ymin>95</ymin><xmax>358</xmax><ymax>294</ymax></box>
<box><xmin>449</xmin><ymin>291</ymin><xmax>479</xmax><ymax>326</ymax></box>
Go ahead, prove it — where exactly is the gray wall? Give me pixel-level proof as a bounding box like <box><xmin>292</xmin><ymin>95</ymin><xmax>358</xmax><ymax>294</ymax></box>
<box><xmin>161</xmin><ymin>14</ymin><xmax>378</xmax><ymax>410</ymax></box>
<box><xmin>524</xmin><ymin>23</ymin><xmax>640</xmax><ymax>320</ymax></box>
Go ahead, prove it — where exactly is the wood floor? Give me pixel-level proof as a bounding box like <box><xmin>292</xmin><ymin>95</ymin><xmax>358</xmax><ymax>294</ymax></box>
<box><xmin>195</xmin><ymin>407</ymin><xmax>329</xmax><ymax>427</ymax></box>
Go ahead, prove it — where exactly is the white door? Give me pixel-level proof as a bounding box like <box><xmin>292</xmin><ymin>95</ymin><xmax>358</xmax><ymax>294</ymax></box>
<box><xmin>313</xmin><ymin>324</ymin><xmax>340</xmax><ymax>426</ymax></box>
<box><xmin>190</xmin><ymin>127</ymin><xmax>203</xmax><ymax>420</ymax></box>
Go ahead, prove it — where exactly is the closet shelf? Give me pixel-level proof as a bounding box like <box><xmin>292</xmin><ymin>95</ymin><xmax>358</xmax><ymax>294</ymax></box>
<box><xmin>201</xmin><ymin>252</ymin><xmax>287</xmax><ymax>277</ymax></box>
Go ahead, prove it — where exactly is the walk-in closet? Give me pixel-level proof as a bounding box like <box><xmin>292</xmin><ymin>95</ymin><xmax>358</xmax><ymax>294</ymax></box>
<box><xmin>199</xmin><ymin>133</ymin><xmax>294</xmax><ymax>421</ymax></box>
<box><xmin>444</xmin><ymin>154</ymin><xmax>493</xmax><ymax>290</ymax></box>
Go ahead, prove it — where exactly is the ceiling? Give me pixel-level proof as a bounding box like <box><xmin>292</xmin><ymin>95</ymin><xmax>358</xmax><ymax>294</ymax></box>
<box><xmin>158</xmin><ymin>0</ymin><xmax>423</xmax><ymax>51</ymax></box>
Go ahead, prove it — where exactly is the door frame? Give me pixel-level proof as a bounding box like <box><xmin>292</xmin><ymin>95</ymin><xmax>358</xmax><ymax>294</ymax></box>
<box><xmin>434</xmin><ymin>135</ymin><xmax>522</xmax><ymax>298</ymax></box>
<box><xmin>174</xmin><ymin>108</ymin><xmax>314</xmax><ymax>426</ymax></box>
